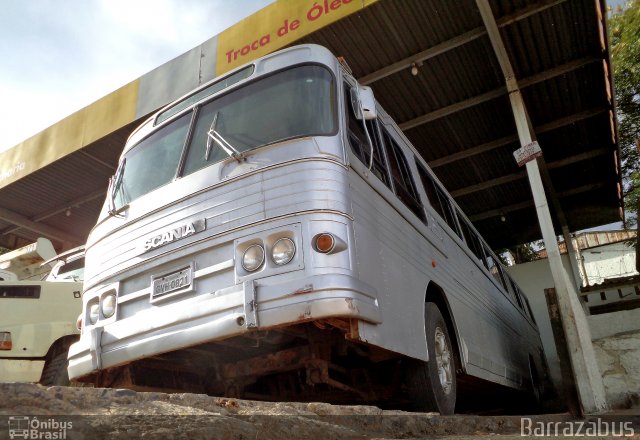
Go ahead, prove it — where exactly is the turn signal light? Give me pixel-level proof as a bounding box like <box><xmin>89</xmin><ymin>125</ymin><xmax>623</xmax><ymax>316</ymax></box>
<box><xmin>0</xmin><ymin>332</ymin><xmax>12</xmax><ymax>350</ymax></box>
<box><xmin>315</xmin><ymin>233</ymin><xmax>335</xmax><ymax>253</ymax></box>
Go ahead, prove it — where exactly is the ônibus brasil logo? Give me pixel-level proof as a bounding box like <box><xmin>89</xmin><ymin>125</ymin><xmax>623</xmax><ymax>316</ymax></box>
<box><xmin>8</xmin><ymin>416</ymin><xmax>72</xmax><ymax>439</ymax></box>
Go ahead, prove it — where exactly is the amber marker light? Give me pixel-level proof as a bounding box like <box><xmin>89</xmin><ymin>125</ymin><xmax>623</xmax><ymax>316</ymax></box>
<box><xmin>0</xmin><ymin>332</ymin><xmax>12</xmax><ymax>350</ymax></box>
<box><xmin>315</xmin><ymin>233</ymin><xmax>335</xmax><ymax>254</ymax></box>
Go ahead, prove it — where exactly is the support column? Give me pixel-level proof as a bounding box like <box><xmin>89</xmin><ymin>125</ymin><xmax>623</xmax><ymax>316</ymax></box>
<box><xmin>476</xmin><ymin>0</ymin><xmax>607</xmax><ymax>413</ymax></box>
<box><xmin>562</xmin><ymin>226</ymin><xmax>590</xmax><ymax>316</ymax></box>
<box><xmin>562</xmin><ymin>225</ymin><xmax>585</xmax><ymax>289</ymax></box>
<box><xmin>523</xmin><ymin>144</ymin><xmax>605</xmax><ymax>413</ymax></box>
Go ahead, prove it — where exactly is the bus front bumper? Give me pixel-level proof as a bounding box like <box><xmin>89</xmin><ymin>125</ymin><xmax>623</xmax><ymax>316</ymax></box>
<box><xmin>67</xmin><ymin>273</ymin><xmax>380</xmax><ymax>380</ymax></box>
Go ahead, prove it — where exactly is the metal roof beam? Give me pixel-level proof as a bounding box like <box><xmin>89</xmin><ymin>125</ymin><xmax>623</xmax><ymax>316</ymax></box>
<box><xmin>358</xmin><ymin>0</ymin><xmax>568</xmax><ymax>86</ymax></box>
<box><xmin>78</xmin><ymin>150</ymin><xmax>116</xmax><ymax>173</ymax></box>
<box><xmin>468</xmin><ymin>182</ymin><xmax>607</xmax><ymax>222</ymax></box>
<box><xmin>359</xmin><ymin>28</ymin><xmax>485</xmax><ymax>86</ymax></box>
<box><xmin>451</xmin><ymin>172</ymin><xmax>526</xmax><ymax>198</ymax></box>
<box><xmin>0</xmin><ymin>206</ymin><xmax>82</xmax><ymax>245</ymax></box>
<box><xmin>449</xmin><ymin>148</ymin><xmax>610</xmax><ymax>198</ymax></box>
<box><xmin>399</xmin><ymin>88</ymin><xmax>506</xmax><ymax>131</ymax></box>
<box><xmin>428</xmin><ymin>107</ymin><xmax>608</xmax><ymax>168</ymax></box>
<box><xmin>398</xmin><ymin>55</ymin><xmax>600</xmax><ymax>131</ymax></box>
<box><xmin>430</xmin><ymin>135</ymin><xmax>515</xmax><ymax>168</ymax></box>
<box><xmin>0</xmin><ymin>189</ymin><xmax>105</xmax><ymax>237</ymax></box>
<box><xmin>470</xmin><ymin>200</ymin><xmax>532</xmax><ymax>222</ymax></box>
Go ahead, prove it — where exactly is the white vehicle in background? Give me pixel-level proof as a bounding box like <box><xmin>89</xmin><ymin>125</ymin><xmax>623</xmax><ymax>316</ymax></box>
<box><xmin>0</xmin><ymin>240</ymin><xmax>84</xmax><ymax>385</ymax></box>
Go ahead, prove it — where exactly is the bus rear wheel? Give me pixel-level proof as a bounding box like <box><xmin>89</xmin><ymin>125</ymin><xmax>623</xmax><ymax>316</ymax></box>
<box><xmin>407</xmin><ymin>302</ymin><xmax>457</xmax><ymax>414</ymax></box>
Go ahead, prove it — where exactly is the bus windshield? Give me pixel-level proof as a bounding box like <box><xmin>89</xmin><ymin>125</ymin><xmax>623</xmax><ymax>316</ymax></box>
<box><xmin>113</xmin><ymin>65</ymin><xmax>336</xmax><ymax>209</ymax></box>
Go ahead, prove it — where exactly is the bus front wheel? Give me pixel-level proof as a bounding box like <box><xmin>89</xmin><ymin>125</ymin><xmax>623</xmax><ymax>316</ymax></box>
<box><xmin>407</xmin><ymin>302</ymin><xmax>457</xmax><ymax>415</ymax></box>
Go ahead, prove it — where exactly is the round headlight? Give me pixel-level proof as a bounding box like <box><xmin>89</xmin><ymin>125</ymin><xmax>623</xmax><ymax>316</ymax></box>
<box><xmin>88</xmin><ymin>301</ymin><xmax>100</xmax><ymax>325</ymax></box>
<box><xmin>101</xmin><ymin>293</ymin><xmax>117</xmax><ymax>319</ymax></box>
<box><xmin>242</xmin><ymin>244</ymin><xmax>265</xmax><ymax>272</ymax></box>
<box><xmin>272</xmin><ymin>238</ymin><xmax>295</xmax><ymax>265</ymax></box>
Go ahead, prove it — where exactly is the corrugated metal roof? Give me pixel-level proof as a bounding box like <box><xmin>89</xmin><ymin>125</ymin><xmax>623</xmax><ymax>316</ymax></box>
<box><xmin>0</xmin><ymin>0</ymin><xmax>621</xmax><ymax>252</ymax></box>
<box><xmin>297</xmin><ymin>0</ymin><xmax>620</xmax><ymax>248</ymax></box>
<box><xmin>0</xmin><ymin>119</ymin><xmax>140</xmax><ymax>250</ymax></box>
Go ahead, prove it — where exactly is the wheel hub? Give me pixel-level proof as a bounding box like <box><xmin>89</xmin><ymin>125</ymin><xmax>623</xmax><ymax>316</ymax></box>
<box><xmin>434</xmin><ymin>326</ymin><xmax>453</xmax><ymax>395</ymax></box>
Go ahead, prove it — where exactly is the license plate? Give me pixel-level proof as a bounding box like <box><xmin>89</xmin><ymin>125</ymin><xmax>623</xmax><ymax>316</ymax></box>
<box><xmin>151</xmin><ymin>266</ymin><xmax>192</xmax><ymax>300</ymax></box>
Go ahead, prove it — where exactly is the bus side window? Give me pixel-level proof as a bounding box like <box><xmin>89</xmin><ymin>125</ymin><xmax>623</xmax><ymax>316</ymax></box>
<box><xmin>381</xmin><ymin>128</ymin><xmax>426</xmax><ymax>222</ymax></box>
<box><xmin>505</xmin><ymin>275</ymin><xmax>521</xmax><ymax>305</ymax></box>
<box><xmin>524</xmin><ymin>296</ymin><xmax>537</xmax><ymax>325</ymax></box>
<box><xmin>345</xmin><ymin>85</ymin><xmax>390</xmax><ymax>188</ymax></box>
<box><xmin>458</xmin><ymin>217</ymin><xmax>484</xmax><ymax>261</ymax></box>
<box><xmin>484</xmin><ymin>248</ymin><xmax>507</xmax><ymax>290</ymax></box>
<box><xmin>416</xmin><ymin>163</ymin><xmax>461</xmax><ymax>236</ymax></box>
<box><xmin>496</xmin><ymin>261</ymin><xmax>511</xmax><ymax>293</ymax></box>
<box><xmin>513</xmin><ymin>286</ymin><xmax>525</xmax><ymax>310</ymax></box>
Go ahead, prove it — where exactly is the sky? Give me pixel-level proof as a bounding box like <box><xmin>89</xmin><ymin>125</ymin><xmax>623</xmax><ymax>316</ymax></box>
<box><xmin>0</xmin><ymin>0</ymin><xmax>273</xmax><ymax>153</ymax></box>
<box><xmin>0</xmin><ymin>1</ymin><xmax>627</xmax><ymax>154</ymax></box>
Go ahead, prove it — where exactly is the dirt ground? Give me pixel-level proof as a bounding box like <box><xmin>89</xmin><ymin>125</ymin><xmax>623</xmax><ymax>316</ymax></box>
<box><xmin>1</xmin><ymin>383</ymin><xmax>638</xmax><ymax>439</ymax></box>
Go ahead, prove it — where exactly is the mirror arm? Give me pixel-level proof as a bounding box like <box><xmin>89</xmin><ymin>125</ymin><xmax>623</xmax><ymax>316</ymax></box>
<box><xmin>356</xmin><ymin>85</ymin><xmax>375</xmax><ymax>171</ymax></box>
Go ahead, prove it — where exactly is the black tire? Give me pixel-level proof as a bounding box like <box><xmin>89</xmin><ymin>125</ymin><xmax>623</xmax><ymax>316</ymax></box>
<box><xmin>40</xmin><ymin>346</ymin><xmax>71</xmax><ymax>386</ymax></box>
<box><xmin>407</xmin><ymin>302</ymin><xmax>457</xmax><ymax>414</ymax></box>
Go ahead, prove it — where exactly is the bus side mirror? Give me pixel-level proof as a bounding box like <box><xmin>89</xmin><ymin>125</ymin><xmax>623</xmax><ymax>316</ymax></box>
<box><xmin>350</xmin><ymin>86</ymin><xmax>377</xmax><ymax>120</ymax></box>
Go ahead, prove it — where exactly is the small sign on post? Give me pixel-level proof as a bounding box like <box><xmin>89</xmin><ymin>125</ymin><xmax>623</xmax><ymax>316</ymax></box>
<box><xmin>513</xmin><ymin>141</ymin><xmax>542</xmax><ymax>167</ymax></box>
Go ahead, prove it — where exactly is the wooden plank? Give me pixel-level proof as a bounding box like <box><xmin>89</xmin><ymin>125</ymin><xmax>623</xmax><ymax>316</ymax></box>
<box><xmin>545</xmin><ymin>288</ymin><xmax>582</xmax><ymax>417</ymax></box>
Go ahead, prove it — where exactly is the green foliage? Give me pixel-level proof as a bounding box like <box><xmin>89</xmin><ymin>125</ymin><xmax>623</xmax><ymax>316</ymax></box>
<box><xmin>610</xmin><ymin>0</ymin><xmax>640</xmax><ymax>224</ymax></box>
<box><xmin>497</xmin><ymin>241</ymin><xmax>541</xmax><ymax>265</ymax></box>
<box><xmin>509</xmin><ymin>242</ymin><xmax>541</xmax><ymax>264</ymax></box>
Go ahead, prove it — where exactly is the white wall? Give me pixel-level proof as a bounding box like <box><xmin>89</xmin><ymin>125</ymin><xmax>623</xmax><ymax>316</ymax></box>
<box><xmin>588</xmin><ymin>308</ymin><xmax>640</xmax><ymax>340</ymax></box>
<box><xmin>507</xmin><ymin>256</ymin><xmax>640</xmax><ymax>408</ymax></box>
<box><xmin>580</xmin><ymin>241</ymin><xmax>638</xmax><ymax>285</ymax></box>
<box><xmin>592</xmin><ymin>329</ymin><xmax>640</xmax><ymax>409</ymax></box>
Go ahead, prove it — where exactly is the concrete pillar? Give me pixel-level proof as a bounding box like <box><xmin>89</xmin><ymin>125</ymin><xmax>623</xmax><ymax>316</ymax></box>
<box><xmin>476</xmin><ymin>0</ymin><xmax>608</xmax><ymax>412</ymax></box>
<box><xmin>561</xmin><ymin>225</ymin><xmax>584</xmax><ymax>289</ymax></box>
<box><xmin>512</xmin><ymin>92</ymin><xmax>607</xmax><ymax>414</ymax></box>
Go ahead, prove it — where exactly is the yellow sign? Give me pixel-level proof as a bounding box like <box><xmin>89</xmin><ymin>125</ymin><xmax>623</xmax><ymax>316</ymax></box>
<box><xmin>0</xmin><ymin>81</ymin><xmax>139</xmax><ymax>191</ymax></box>
<box><xmin>216</xmin><ymin>0</ymin><xmax>376</xmax><ymax>75</ymax></box>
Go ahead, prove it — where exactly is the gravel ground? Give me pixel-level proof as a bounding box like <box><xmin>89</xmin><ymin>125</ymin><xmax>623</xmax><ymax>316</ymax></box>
<box><xmin>1</xmin><ymin>383</ymin><xmax>637</xmax><ymax>439</ymax></box>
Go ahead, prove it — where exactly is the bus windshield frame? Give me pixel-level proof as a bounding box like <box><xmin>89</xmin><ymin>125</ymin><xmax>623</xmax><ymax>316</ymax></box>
<box><xmin>112</xmin><ymin>64</ymin><xmax>337</xmax><ymax>210</ymax></box>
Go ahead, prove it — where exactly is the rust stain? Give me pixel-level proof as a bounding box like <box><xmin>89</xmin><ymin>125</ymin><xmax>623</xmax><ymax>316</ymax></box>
<box><xmin>345</xmin><ymin>298</ymin><xmax>358</xmax><ymax>312</ymax></box>
<box><xmin>289</xmin><ymin>284</ymin><xmax>314</xmax><ymax>296</ymax></box>
<box><xmin>215</xmin><ymin>398</ymin><xmax>239</xmax><ymax>408</ymax></box>
<box><xmin>297</xmin><ymin>305</ymin><xmax>312</xmax><ymax>321</ymax></box>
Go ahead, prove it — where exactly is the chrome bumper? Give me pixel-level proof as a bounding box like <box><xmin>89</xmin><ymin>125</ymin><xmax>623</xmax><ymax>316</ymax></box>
<box><xmin>67</xmin><ymin>273</ymin><xmax>380</xmax><ymax>380</ymax></box>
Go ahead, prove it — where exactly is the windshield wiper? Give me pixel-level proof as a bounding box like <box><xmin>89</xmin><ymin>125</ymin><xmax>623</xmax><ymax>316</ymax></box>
<box><xmin>108</xmin><ymin>158</ymin><xmax>126</xmax><ymax>217</ymax></box>
<box><xmin>206</xmin><ymin>112</ymin><xmax>244</xmax><ymax>162</ymax></box>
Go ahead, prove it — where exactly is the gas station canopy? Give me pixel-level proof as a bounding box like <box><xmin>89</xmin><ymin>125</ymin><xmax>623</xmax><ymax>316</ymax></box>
<box><xmin>0</xmin><ymin>0</ymin><xmax>621</xmax><ymax>251</ymax></box>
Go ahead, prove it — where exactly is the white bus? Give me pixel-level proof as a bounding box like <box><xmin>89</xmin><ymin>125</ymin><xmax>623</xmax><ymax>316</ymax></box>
<box><xmin>68</xmin><ymin>44</ymin><xmax>547</xmax><ymax>414</ymax></box>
